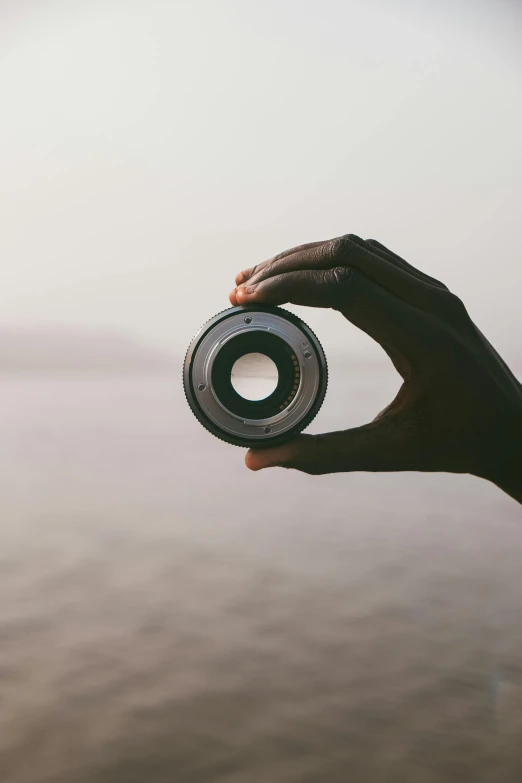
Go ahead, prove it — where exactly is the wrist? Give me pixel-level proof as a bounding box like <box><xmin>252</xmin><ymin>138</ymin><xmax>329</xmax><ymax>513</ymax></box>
<box><xmin>475</xmin><ymin>410</ymin><xmax>522</xmax><ymax>504</ymax></box>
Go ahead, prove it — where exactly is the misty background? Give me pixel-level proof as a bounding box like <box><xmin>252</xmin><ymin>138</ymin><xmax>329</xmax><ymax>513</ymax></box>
<box><xmin>1</xmin><ymin>2</ymin><xmax>522</xmax><ymax>782</ymax></box>
<box><xmin>1</xmin><ymin>0</ymin><xmax>521</xmax><ymax>365</ymax></box>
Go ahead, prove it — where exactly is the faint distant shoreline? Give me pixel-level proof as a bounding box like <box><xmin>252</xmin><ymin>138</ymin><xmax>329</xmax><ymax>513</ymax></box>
<box><xmin>1</xmin><ymin>329</ymin><xmax>520</xmax><ymax>381</ymax></box>
<box><xmin>0</xmin><ymin>328</ymin><xmax>174</xmax><ymax>375</ymax></box>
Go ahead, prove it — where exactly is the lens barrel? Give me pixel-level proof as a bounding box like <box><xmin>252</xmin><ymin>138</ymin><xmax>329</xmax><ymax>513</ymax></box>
<box><xmin>183</xmin><ymin>306</ymin><xmax>327</xmax><ymax>447</ymax></box>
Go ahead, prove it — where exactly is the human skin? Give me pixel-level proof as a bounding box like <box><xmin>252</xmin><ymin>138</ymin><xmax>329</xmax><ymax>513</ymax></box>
<box><xmin>229</xmin><ymin>235</ymin><xmax>522</xmax><ymax>505</ymax></box>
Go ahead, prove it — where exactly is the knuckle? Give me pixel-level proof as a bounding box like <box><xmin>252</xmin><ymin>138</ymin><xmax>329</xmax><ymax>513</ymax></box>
<box><xmin>447</xmin><ymin>292</ymin><xmax>466</xmax><ymax>310</ymax></box>
<box><xmin>320</xmin><ymin>237</ymin><xmax>344</xmax><ymax>261</ymax></box>
<box><xmin>320</xmin><ymin>234</ymin><xmax>360</xmax><ymax>263</ymax></box>
<box><xmin>321</xmin><ymin>266</ymin><xmax>356</xmax><ymax>296</ymax></box>
<box><xmin>331</xmin><ymin>266</ymin><xmax>354</xmax><ymax>286</ymax></box>
<box><xmin>340</xmin><ymin>233</ymin><xmax>368</xmax><ymax>262</ymax></box>
<box><xmin>320</xmin><ymin>266</ymin><xmax>359</xmax><ymax>309</ymax></box>
<box><xmin>427</xmin><ymin>274</ymin><xmax>449</xmax><ymax>291</ymax></box>
<box><xmin>439</xmin><ymin>290</ymin><xmax>469</xmax><ymax>317</ymax></box>
<box><xmin>342</xmin><ymin>233</ymin><xmax>363</xmax><ymax>250</ymax></box>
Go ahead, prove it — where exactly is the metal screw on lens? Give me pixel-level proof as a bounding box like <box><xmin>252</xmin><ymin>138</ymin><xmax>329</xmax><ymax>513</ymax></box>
<box><xmin>197</xmin><ymin>383</ymin><xmax>205</xmax><ymax>391</ymax></box>
<box><xmin>244</xmin><ymin>316</ymin><xmax>252</xmax><ymax>324</ymax></box>
<box><xmin>304</xmin><ymin>350</ymin><xmax>312</xmax><ymax>359</ymax></box>
<box><xmin>264</xmin><ymin>426</ymin><xmax>272</xmax><ymax>434</ymax></box>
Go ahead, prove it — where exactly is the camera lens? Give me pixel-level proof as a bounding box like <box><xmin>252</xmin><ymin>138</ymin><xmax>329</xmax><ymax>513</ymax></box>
<box><xmin>183</xmin><ymin>305</ymin><xmax>328</xmax><ymax>447</ymax></box>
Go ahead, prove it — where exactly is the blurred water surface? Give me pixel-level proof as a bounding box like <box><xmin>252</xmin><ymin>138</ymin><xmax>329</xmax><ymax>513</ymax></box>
<box><xmin>0</xmin><ymin>367</ymin><xmax>521</xmax><ymax>783</ymax></box>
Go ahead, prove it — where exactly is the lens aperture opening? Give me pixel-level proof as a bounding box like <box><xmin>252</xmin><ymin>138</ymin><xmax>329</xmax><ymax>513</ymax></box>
<box><xmin>231</xmin><ymin>352</ymin><xmax>279</xmax><ymax>401</ymax></box>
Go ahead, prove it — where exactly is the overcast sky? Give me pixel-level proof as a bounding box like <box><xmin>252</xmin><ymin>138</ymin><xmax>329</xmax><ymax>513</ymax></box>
<box><xmin>1</xmin><ymin>0</ymin><xmax>521</xmax><ymax>367</ymax></box>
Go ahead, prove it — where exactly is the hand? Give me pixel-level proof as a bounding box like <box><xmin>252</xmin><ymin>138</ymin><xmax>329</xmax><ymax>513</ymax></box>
<box><xmin>229</xmin><ymin>235</ymin><xmax>522</xmax><ymax>503</ymax></box>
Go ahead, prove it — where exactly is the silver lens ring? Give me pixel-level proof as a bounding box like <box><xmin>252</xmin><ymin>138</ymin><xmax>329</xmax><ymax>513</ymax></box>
<box><xmin>183</xmin><ymin>306</ymin><xmax>328</xmax><ymax>447</ymax></box>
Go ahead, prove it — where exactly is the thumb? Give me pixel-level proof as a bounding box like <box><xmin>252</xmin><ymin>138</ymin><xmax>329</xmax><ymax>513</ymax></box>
<box><xmin>245</xmin><ymin>434</ymin><xmax>320</xmax><ymax>472</ymax></box>
<box><xmin>245</xmin><ymin>418</ymin><xmax>412</xmax><ymax>475</ymax></box>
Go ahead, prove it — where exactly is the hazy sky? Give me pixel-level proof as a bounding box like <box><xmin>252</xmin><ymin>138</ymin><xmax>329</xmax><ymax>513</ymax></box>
<box><xmin>1</xmin><ymin>0</ymin><xmax>521</xmax><ymax>366</ymax></box>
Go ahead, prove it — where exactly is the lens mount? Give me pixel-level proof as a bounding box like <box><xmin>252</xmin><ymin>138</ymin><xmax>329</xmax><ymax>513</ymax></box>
<box><xmin>183</xmin><ymin>306</ymin><xmax>327</xmax><ymax>447</ymax></box>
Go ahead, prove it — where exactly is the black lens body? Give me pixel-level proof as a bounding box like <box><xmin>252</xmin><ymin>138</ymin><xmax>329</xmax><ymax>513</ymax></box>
<box><xmin>183</xmin><ymin>306</ymin><xmax>327</xmax><ymax>447</ymax></box>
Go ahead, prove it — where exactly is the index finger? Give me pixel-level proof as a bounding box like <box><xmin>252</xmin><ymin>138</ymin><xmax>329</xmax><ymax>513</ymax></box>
<box><xmin>234</xmin><ymin>235</ymin><xmax>441</xmax><ymax>311</ymax></box>
<box><xmin>235</xmin><ymin>239</ymin><xmax>327</xmax><ymax>286</ymax></box>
